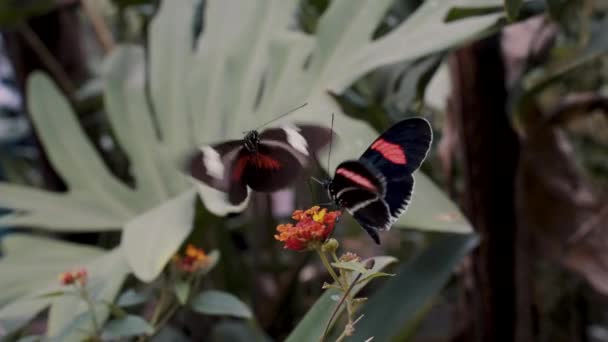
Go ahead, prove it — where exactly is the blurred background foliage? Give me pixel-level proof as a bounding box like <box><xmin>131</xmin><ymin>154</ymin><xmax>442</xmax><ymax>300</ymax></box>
<box><xmin>0</xmin><ymin>0</ymin><xmax>606</xmax><ymax>341</ymax></box>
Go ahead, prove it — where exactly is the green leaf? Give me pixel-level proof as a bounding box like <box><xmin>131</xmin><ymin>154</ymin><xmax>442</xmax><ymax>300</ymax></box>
<box><xmin>190</xmin><ymin>290</ymin><xmax>253</xmax><ymax>319</ymax></box>
<box><xmin>350</xmin><ymin>233</ymin><xmax>478</xmax><ymax>341</ymax></box>
<box><xmin>331</xmin><ymin>260</ymin><xmax>368</xmax><ymax>274</ymax></box>
<box><xmin>101</xmin><ymin>315</ymin><xmax>154</xmax><ymax>340</ymax></box>
<box><xmin>212</xmin><ymin>321</ymin><xmax>271</xmax><ymax>342</ymax></box>
<box><xmin>443</xmin><ymin>6</ymin><xmax>503</xmax><ymax>23</ymax></box>
<box><xmin>0</xmin><ymin>183</ymin><xmax>124</xmax><ymax>231</ymax></box>
<box><xmin>103</xmin><ymin>45</ymin><xmax>170</xmax><ymax>205</ymax></box>
<box><xmin>286</xmin><ymin>256</ymin><xmax>397</xmax><ymax>342</ymax></box>
<box><xmin>396</xmin><ymin>172</ymin><xmax>472</xmax><ymax>233</ymax></box>
<box><xmin>116</xmin><ymin>289</ymin><xmax>150</xmax><ymax>307</ymax></box>
<box><xmin>514</xmin><ymin>15</ymin><xmax>608</xmax><ymax>123</ymax></box>
<box><xmin>148</xmin><ymin>0</ymin><xmax>197</xmax><ymax>162</ymax></box>
<box><xmin>0</xmin><ymin>0</ymin><xmax>56</xmax><ymax>26</ymax></box>
<box><xmin>504</xmin><ymin>0</ymin><xmax>522</xmax><ymax>21</ymax></box>
<box><xmin>122</xmin><ymin>190</ymin><xmax>196</xmax><ymax>282</ymax></box>
<box><xmin>357</xmin><ymin>272</ymin><xmax>393</xmax><ymax>284</ymax></box>
<box><xmin>329</xmin><ymin>0</ymin><xmax>503</xmax><ymax>91</ymax></box>
<box><xmin>27</xmin><ymin>72</ymin><xmax>141</xmax><ymax>217</ymax></box>
<box><xmin>104</xmin><ymin>301</ymin><xmax>128</xmax><ymax>319</ymax></box>
<box><xmin>174</xmin><ymin>280</ymin><xmax>191</xmax><ymax>305</ymax></box>
<box><xmin>36</xmin><ymin>291</ymin><xmax>75</xmax><ymax>299</ymax></box>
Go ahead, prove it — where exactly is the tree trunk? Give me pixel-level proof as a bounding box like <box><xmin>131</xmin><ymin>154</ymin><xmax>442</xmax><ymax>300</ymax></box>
<box><xmin>2</xmin><ymin>5</ymin><xmax>87</xmax><ymax>190</ymax></box>
<box><xmin>448</xmin><ymin>34</ymin><xmax>532</xmax><ymax>342</ymax></box>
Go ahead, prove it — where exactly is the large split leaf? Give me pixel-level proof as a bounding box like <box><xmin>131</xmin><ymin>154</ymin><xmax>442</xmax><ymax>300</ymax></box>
<box><xmin>27</xmin><ymin>73</ymin><xmax>141</xmax><ymax>217</ymax></box>
<box><xmin>122</xmin><ymin>190</ymin><xmax>197</xmax><ymax>282</ymax></box>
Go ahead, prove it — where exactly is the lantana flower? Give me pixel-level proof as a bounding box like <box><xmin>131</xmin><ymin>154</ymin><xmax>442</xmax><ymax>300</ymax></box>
<box><xmin>173</xmin><ymin>244</ymin><xmax>210</xmax><ymax>273</ymax></box>
<box><xmin>59</xmin><ymin>268</ymin><xmax>88</xmax><ymax>286</ymax></box>
<box><xmin>274</xmin><ymin>206</ymin><xmax>341</xmax><ymax>251</ymax></box>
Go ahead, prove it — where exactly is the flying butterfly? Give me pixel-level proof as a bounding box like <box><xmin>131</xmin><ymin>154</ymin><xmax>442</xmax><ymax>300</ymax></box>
<box><xmin>321</xmin><ymin>118</ymin><xmax>432</xmax><ymax>244</ymax></box>
<box><xmin>188</xmin><ymin>104</ymin><xmax>333</xmax><ymax>207</ymax></box>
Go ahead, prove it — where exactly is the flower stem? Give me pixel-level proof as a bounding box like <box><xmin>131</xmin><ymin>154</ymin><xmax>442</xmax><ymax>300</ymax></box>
<box><xmin>339</xmin><ymin>269</ymin><xmax>354</xmax><ymax>324</ymax></box>
<box><xmin>150</xmin><ymin>286</ymin><xmax>169</xmax><ymax>327</ymax></box>
<box><xmin>80</xmin><ymin>286</ymin><xmax>100</xmax><ymax>336</ymax></box>
<box><xmin>316</xmin><ymin>248</ymin><xmax>342</xmax><ymax>286</ymax></box>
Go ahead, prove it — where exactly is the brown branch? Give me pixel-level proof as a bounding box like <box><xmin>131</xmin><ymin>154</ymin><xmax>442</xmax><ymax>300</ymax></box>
<box><xmin>81</xmin><ymin>0</ymin><xmax>115</xmax><ymax>54</ymax></box>
<box><xmin>19</xmin><ymin>23</ymin><xmax>77</xmax><ymax>95</ymax></box>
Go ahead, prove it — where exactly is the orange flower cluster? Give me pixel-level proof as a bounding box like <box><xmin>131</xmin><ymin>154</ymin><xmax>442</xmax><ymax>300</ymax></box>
<box><xmin>59</xmin><ymin>268</ymin><xmax>88</xmax><ymax>286</ymax></box>
<box><xmin>275</xmin><ymin>206</ymin><xmax>341</xmax><ymax>251</ymax></box>
<box><xmin>173</xmin><ymin>244</ymin><xmax>209</xmax><ymax>273</ymax></box>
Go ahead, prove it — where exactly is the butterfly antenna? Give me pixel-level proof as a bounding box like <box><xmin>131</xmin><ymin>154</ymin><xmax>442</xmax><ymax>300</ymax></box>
<box><xmin>326</xmin><ymin>113</ymin><xmax>335</xmax><ymax>171</ymax></box>
<box><xmin>253</xmin><ymin>103</ymin><xmax>308</xmax><ymax>130</ymax></box>
<box><xmin>310</xmin><ymin>176</ymin><xmax>324</xmax><ymax>185</ymax></box>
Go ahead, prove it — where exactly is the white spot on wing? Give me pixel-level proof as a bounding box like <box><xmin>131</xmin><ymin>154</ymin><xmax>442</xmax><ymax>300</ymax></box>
<box><xmin>283</xmin><ymin>125</ymin><xmax>309</xmax><ymax>156</ymax></box>
<box><xmin>201</xmin><ymin>146</ymin><xmax>224</xmax><ymax>179</ymax></box>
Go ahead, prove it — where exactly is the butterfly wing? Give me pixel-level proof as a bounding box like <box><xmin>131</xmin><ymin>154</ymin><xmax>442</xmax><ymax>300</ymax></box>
<box><xmin>330</xmin><ymin>160</ymin><xmax>388</xmax><ymax>244</ymax></box>
<box><xmin>359</xmin><ymin>117</ymin><xmax>432</xmax><ymax>229</ymax></box>
<box><xmin>230</xmin><ymin>144</ymin><xmax>302</xmax><ymax>192</ymax></box>
<box><xmin>188</xmin><ymin>140</ymin><xmax>243</xmax><ymax>192</ymax></box>
<box><xmin>235</xmin><ymin>125</ymin><xmax>332</xmax><ymax>192</ymax></box>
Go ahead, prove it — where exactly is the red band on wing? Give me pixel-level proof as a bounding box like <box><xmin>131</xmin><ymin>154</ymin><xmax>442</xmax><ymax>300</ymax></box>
<box><xmin>232</xmin><ymin>154</ymin><xmax>281</xmax><ymax>181</ymax></box>
<box><xmin>336</xmin><ymin>168</ymin><xmax>377</xmax><ymax>191</ymax></box>
<box><xmin>371</xmin><ymin>138</ymin><xmax>407</xmax><ymax>165</ymax></box>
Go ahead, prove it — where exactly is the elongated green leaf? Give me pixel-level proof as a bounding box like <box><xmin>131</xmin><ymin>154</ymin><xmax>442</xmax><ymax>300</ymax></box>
<box><xmin>397</xmin><ymin>172</ymin><xmax>472</xmax><ymax>233</ymax></box>
<box><xmin>27</xmin><ymin>73</ymin><xmax>141</xmax><ymax>216</ymax></box>
<box><xmin>190</xmin><ymin>290</ymin><xmax>252</xmax><ymax>319</ymax></box>
<box><xmin>212</xmin><ymin>321</ymin><xmax>271</xmax><ymax>342</ymax></box>
<box><xmin>149</xmin><ymin>0</ymin><xmax>196</xmax><ymax>161</ymax></box>
<box><xmin>116</xmin><ymin>289</ymin><xmax>150</xmax><ymax>307</ymax></box>
<box><xmin>0</xmin><ymin>183</ymin><xmax>123</xmax><ymax>230</ymax></box>
<box><xmin>101</xmin><ymin>315</ymin><xmax>154</xmax><ymax>340</ymax></box>
<box><xmin>330</xmin><ymin>0</ymin><xmax>502</xmax><ymax>91</ymax></box>
<box><xmin>122</xmin><ymin>190</ymin><xmax>197</xmax><ymax>282</ymax></box>
<box><xmin>444</xmin><ymin>5</ymin><xmax>504</xmax><ymax>22</ymax></box>
<box><xmin>46</xmin><ymin>249</ymin><xmax>129</xmax><ymax>340</ymax></box>
<box><xmin>174</xmin><ymin>280</ymin><xmax>190</xmax><ymax>305</ymax></box>
<box><xmin>103</xmin><ymin>45</ymin><xmax>169</xmax><ymax>205</ymax></box>
<box><xmin>350</xmin><ymin>234</ymin><xmax>478</xmax><ymax>341</ymax></box>
<box><xmin>308</xmin><ymin>0</ymin><xmax>394</xmax><ymax>87</ymax></box>
<box><xmin>286</xmin><ymin>256</ymin><xmax>396</xmax><ymax>342</ymax></box>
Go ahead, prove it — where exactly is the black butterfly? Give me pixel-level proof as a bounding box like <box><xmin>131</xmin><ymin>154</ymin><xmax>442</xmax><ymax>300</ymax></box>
<box><xmin>188</xmin><ymin>125</ymin><xmax>333</xmax><ymax>207</ymax></box>
<box><xmin>323</xmin><ymin>118</ymin><xmax>432</xmax><ymax>244</ymax></box>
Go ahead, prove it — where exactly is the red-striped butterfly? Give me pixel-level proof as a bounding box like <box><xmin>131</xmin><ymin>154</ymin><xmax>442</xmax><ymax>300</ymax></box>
<box><xmin>188</xmin><ymin>105</ymin><xmax>333</xmax><ymax>207</ymax></box>
<box><xmin>322</xmin><ymin>118</ymin><xmax>432</xmax><ymax>244</ymax></box>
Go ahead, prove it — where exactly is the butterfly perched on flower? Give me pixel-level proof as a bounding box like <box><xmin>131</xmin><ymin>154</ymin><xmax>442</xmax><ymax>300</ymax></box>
<box><xmin>188</xmin><ymin>124</ymin><xmax>333</xmax><ymax>208</ymax></box>
<box><xmin>322</xmin><ymin>118</ymin><xmax>432</xmax><ymax>244</ymax></box>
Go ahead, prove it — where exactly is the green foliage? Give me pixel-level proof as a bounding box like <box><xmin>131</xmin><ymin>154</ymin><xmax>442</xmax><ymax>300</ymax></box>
<box><xmin>286</xmin><ymin>256</ymin><xmax>396</xmax><ymax>341</ymax></box>
<box><xmin>101</xmin><ymin>315</ymin><xmax>154</xmax><ymax>340</ymax></box>
<box><xmin>0</xmin><ymin>0</ymin><xmax>508</xmax><ymax>339</ymax></box>
<box><xmin>0</xmin><ymin>0</ymin><xmax>55</xmax><ymax>27</ymax></box>
<box><xmin>190</xmin><ymin>291</ymin><xmax>253</xmax><ymax>319</ymax></box>
<box><xmin>351</xmin><ymin>234</ymin><xmax>477</xmax><ymax>340</ymax></box>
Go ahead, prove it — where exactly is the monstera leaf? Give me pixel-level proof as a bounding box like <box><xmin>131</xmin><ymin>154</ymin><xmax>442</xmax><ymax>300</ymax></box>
<box><xmin>0</xmin><ymin>0</ymin><xmax>501</xmax><ymax>284</ymax></box>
